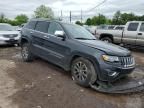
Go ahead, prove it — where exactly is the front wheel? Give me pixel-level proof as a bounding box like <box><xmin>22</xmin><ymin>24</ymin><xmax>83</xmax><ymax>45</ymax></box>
<box><xmin>71</xmin><ymin>57</ymin><xmax>97</xmax><ymax>87</ymax></box>
<box><xmin>21</xmin><ymin>43</ymin><xmax>34</xmax><ymax>62</ymax></box>
<box><xmin>101</xmin><ymin>37</ymin><xmax>112</xmax><ymax>43</ymax></box>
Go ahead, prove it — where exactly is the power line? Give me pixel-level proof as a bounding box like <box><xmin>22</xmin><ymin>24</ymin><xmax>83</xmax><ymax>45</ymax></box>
<box><xmin>85</xmin><ymin>0</ymin><xmax>107</xmax><ymax>12</ymax></box>
<box><xmin>58</xmin><ymin>0</ymin><xmax>108</xmax><ymax>22</ymax></box>
<box><xmin>55</xmin><ymin>0</ymin><xmax>107</xmax><ymax>13</ymax></box>
<box><xmin>70</xmin><ymin>11</ymin><xmax>72</xmax><ymax>23</ymax></box>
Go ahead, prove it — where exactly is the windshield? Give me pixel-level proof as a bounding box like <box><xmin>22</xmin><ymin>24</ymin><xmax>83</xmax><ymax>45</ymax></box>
<box><xmin>0</xmin><ymin>24</ymin><xmax>14</xmax><ymax>31</ymax></box>
<box><xmin>62</xmin><ymin>23</ymin><xmax>96</xmax><ymax>40</ymax></box>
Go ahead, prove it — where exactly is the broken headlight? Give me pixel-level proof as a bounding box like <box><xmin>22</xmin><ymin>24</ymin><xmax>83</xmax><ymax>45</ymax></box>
<box><xmin>102</xmin><ymin>55</ymin><xmax>119</xmax><ymax>62</ymax></box>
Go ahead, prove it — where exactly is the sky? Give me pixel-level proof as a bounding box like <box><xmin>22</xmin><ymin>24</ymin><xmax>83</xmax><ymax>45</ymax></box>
<box><xmin>0</xmin><ymin>0</ymin><xmax>144</xmax><ymax>22</ymax></box>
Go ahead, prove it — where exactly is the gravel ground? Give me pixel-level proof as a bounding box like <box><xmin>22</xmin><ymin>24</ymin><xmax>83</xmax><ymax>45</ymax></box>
<box><xmin>0</xmin><ymin>46</ymin><xmax>144</xmax><ymax>108</ymax></box>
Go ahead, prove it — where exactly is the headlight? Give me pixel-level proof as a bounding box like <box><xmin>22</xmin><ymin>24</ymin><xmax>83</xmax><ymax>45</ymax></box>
<box><xmin>102</xmin><ymin>55</ymin><xmax>119</xmax><ymax>62</ymax></box>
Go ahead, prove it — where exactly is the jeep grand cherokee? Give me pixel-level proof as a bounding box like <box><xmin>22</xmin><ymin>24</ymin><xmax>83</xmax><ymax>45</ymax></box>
<box><xmin>20</xmin><ymin>19</ymin><xmax>135</xmax><ymax>87</ymax></box>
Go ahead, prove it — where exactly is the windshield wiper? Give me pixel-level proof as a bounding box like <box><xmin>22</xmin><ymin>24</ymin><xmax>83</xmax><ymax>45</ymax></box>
<box><xmin>75</xmin><ymin>37</ymin><xmax>96</xmax><ymax>40</ymax></box>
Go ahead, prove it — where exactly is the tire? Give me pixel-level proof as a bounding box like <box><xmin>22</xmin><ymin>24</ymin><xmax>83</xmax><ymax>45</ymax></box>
<box><xmin>101</xmin><ymin>37</ymin><xmax>112</xmax><ymax>43</ymax></box>
<box><xmin>21</xmin><ymin>42</ymin><xmax>34</xmax><ymax>62</ymax></box>
<box><xmin>71</xmin><ymin>57</ymin><xmax>97</xmax><ymax>87</ymax></box>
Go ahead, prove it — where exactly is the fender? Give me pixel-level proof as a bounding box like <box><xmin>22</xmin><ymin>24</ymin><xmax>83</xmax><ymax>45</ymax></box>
<box><xmin>100</xmin><ymin>33</ymin><xmax>113</xmax><ymax>39</ymax></box>
<box><xmin>66</xmin><ymin>51</ymin><xmax>101</xmax><ymax>80</ymax></box>
<box><xmin>20</xmin><ymin>36</ymin><xmax>32</xmax><ymax>46</ymax></box>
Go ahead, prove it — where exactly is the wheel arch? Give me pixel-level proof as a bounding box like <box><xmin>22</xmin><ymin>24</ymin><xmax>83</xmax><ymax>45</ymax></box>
<box><xmin>99</xmin><ymin>33</ymin><xmax>114</xmax><ymax>42</ymax></box>
<box><xmin>69</xmin><ymin>53</ymin><xmax>101</xmax><ymax>80</ymax></box>
<box><xmin>20</xmin><ymin>37</ymin><xmax>30</xmax><ymax>47</ymax></box>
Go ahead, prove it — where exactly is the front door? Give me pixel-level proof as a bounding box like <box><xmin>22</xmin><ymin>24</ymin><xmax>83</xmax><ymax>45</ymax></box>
<box><xmin>122</xmin><ymin>22</ymin><xmax>139</xmax><ymax>45</ymax></box>
<box><xmin>136</xmin><ymin>23</ymin><xmax>144</xmax><ymax>46</ymax></box>
<box><xmin>44</xmin><ymin>22</ymin><xmax>70</xmax><ymax>66</ymax></box>
<box><xmin>31</xmin><ymin>21</ymin><xmax>50</xmax><ymax>57</ymax></box>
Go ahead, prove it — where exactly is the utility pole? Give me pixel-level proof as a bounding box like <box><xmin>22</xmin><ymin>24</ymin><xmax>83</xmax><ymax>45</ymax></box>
<box><xmin>61</xmin><ymin>10</ymin><xmax>63</xmax><ymax>21</ymax></box>
<box><xmin>81</xmin><ymin>9</ymin><xmax>83</xmax><ymax>23</ymax></box>
<box><xmin>70</xmin><ymin>11</ymin><xmax>72</xmax><ymax>23</ymax></box>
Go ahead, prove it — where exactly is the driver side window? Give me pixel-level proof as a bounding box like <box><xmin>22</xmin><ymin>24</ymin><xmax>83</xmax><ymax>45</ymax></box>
<box><xmin>48</xmin><ymin>22</ymin><xmax>63</xmax><ymax>36</ymax></box>
<box><xmin>140</xmin><ymin>23</ymin><xmax>144</xmax><ymax>32</ymax></box>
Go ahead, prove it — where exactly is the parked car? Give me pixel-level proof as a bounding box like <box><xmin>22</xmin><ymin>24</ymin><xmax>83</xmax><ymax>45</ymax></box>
<box><xmin>20</xmin><ymin>19</ymin><xmax>135</xmax><ymax>87</ymax></box>
<box><xmin>16</xmin><ymin>23</ymin><xmax>27</xmax><ymax>31</ymax></box>
<box><xmin>0</xmin><ymin>23</ymin><xmax>21</xmax><ymax>45</ymax></box>
<box><xmin>84</xmin><ymin>26</ymin><xmax>97</xmax><ymax>35</ymax></box>
<box><xmin>96</xmin><ymin>21</ymin><xmax>144</xmax><ymax>45</ymax></box>
<box><xmin>13</xmin><ymin>26</ymin><xmax>19</xmax><ymax>31</ymax></box>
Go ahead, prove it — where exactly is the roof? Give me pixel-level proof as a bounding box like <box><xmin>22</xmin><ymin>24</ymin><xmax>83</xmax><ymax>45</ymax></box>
<box><xmin>29</xmin><ymin>18</ymin><xmax>75</xmax><ymax>26</ymax></box>
<box><xmin>0</xmin><ymin>23</ymin><xmax>11</xmax><ymax>25</ymax></box>
<box><xmin>127</xmin><ymin>21</ymin><xmax>144</xmax><ymax>23</ymax></box>
<box><xmin>30</xmin><ymin>18</ymin><xmax>61</xmax><ymax>23</ymax></box>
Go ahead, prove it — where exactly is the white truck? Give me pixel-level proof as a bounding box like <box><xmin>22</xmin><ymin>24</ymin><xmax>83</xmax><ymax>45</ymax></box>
<box><xmin>96</xmin><ymin>21</ymin><xmax>144</xmax><ymax>46</ymax></box>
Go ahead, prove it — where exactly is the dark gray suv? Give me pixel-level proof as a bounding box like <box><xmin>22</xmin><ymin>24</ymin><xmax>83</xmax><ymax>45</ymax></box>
<box><xmin>20</xmin><ymin>19</ymin><xmax>135</xmax><ymax>87</ymax></box>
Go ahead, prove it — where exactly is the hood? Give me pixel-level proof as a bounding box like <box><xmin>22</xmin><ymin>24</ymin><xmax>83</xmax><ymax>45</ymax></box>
<box><xmin>0</xmin><ymin>31</ymin><xmax>20</xmax><ymax>35</ymax></box>
<box><xmin>77</xmin><ymin>39</ymin><xmax>131</xmax><ymax>56</ymax></box>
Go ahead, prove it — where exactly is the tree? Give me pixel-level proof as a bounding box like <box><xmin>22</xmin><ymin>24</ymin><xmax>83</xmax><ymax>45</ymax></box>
<box><xmin>120</xmin><ymin>13</ymin><xmax>137</xmax><ymax>24</ymax></box>
<box><xmin>75</xmin><ymin>21</ymin><xmax>83</xmax><ymax>26</ymax></box>
<box><xmin>112</xmin><ymin>11</ymin><xmax>122</xmax><ymax>25</ymax></box>
<box><xmin>96</xmin><ymin>14</ymin><xmax>107</xmax><ymax>25</ymax></box>
<box><xmin>85</xmin><ymin>18</ymin><xmax>92</xmax><ymax>25</ymax></box>
<box><xmin>34</xmin><ymin>5</ymin><xmax>54</xmax><ymax>19</ymax></box>
<box><xmin>15</xmin><ymin>14</ymin><xmax>29</xmax><ymax>25</ymax></box>
<box><xmin>106</xmin><ymin>19</ymin><xmax>112</xmax><ymax>25</ymax></box>
<box><xmin>86</xmin><ymin>14</ymin><xmax>108</xmax><ymax>25</ymax></box>
<box><xmin>0</xmin><ymin>13</ymin><xmax>6</xmax><ymax>23</ymax></box>
<box><xmin>139</xmin><ymin>15</ymin><xmax>144</xmax><ymax>21</ymax></box>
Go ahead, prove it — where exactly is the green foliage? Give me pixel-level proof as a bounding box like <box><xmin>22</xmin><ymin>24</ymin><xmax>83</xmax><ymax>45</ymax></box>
<box><xmin>0</xmin><ymin>13</ymin><xmax>29</xmax><ymax>26</ymax></box>
<box><xmin>0</xmin><ymin>13</ymin><xmax>5</xmax><ymax>23</ymax></box>
<box><xmin>138</xmin><ymin>15</ymin><xmax>144</xmax><ymax>21</ymax></box>
<box><xmin>120</xmin><ymin>13</ymin><xmax>138</xmax><ymax>24</ymax></box>
<box><xmin>111</xmin><ymin>11</ymin><xmax>142</xmax><ymax>25</ymax></box>
<box><xmin>85</xmin><ymin>14</ymin><xmax>109</xmax><ymax>25</ymax></box>
<box><xmin>85</xmin><ymin>18</ymin><xmax>92</xmax><ymax>25</ymax></box>
<box><xmin>96</xmin><ymin>14</ymin><xmax>107</xmax><ymax>25</ymax></box>
<box><xmin>34</xmin><ymin>5</ymin><xmax>54</xmax><ymax>19</ymax></box>
<box><xmin>112</xmin><ymin>11</ymin><xmax>122</xmax><ymax>25</ymax></box>
<box><xmin>75</xmin><ymin>21</ymin><xmax>83</xmax><ymax>26</ymax></box>
<box><xmin>85</xmin><ymin>11</ymin><xmax>144</xmax><ymax>26</ymax></box>
<box><xmin>106</xmin><ymin>19</ymin><xmax>112</xmax><ymax>25</ymax></box>
<box><xmin>15</xmin><ymin>14</ymin><xmax>28</xmax><ymax>25</ymax></box>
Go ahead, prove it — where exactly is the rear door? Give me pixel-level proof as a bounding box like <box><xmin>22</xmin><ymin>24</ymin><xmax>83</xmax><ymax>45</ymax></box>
<box><xmin>44</xmin><ymin>22</ymin><xmax>70</xmax><ymax>66</ymax></box>
<box><xmin>136</xmin><ymin>23</ymin><xmax>144</xmax><ymax>46</ymax></box>
<box><xmin>122</xmin><ymin>22</ymin><xmax>139</xmax><ymax>45</ymax></box>
<box><xmin>31</xmin><ymin>21</ymin><xmax>50</xmax><ymax>57</ymax></box>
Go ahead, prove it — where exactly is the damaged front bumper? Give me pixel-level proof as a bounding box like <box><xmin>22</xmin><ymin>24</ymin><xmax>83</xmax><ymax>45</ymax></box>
<box><xmin>90</xmin><ymin>74</ymin><xmax>144</xmax><ymax>93</ymax></box>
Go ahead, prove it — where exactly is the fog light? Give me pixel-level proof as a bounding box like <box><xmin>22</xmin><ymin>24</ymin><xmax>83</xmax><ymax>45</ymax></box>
<box><xmin>108</xmin><ymin>71</ymin><xmax>119</xmax><ymax>77</ymax></box>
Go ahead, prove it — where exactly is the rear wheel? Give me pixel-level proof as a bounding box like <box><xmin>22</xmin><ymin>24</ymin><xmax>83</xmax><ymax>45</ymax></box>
<box><xmin>21</xmin><ymin>43</ymin><xmax>34</xmax><ymax>62</ymax></box>
<box><xmin>71</xmin><ymin>57</ymin><xmax>97</xmax><ymax>87</ymax></box>
<box><xmin>101</xmin><ymin>37</ymin><xmax>112</xmax><ymax>43</ymax></box>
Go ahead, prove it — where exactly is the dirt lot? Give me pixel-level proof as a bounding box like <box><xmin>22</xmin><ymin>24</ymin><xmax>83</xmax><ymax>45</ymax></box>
<box><xmin>0</xmin><ymin>46</ymin><xmax>144</xmax><ymax>108</ymax></box>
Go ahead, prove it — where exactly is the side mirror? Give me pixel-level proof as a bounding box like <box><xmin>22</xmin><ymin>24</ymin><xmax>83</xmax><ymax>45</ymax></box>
<box><xmin>54</xmin><ymin>31</ymin><xmax>66</xmax><ymax>40</ymax></box>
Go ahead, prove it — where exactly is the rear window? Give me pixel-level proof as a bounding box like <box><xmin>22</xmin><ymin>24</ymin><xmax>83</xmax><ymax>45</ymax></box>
<box><xmin>115</xmin><ymin>27</ymin><xmax>124</xmax><ymax>30</ymax></box>
<box><xmin>127</xmin><ymin>23</ymin><xmax>139</xmax><ymax>31</ymax></box>
<box><xmin>140</xmin><ymin>23</ymin><xmax>144</xmax><ymax>32</ymax></box>
<box><xmin>35</xmin><ymin>21</ymin><xmax>49</xmax><ymax>33</ymax></box>
<box><xmin>108</xmin><ymin>26</ymin><xmax>115</xmax><ymax>29</ymax></box>
<box><xmin>25</xmin><ymin>21</ymin><xmax>37</xmax><ymax>30</ymax></box>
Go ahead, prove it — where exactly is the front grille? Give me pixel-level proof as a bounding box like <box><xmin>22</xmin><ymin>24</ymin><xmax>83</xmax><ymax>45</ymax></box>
<box><xmin>119</xmin><ymin>56</ymin><xmax>135</xmax><ymax>68</ymax></box>
<box><xmin>3</xmin><ymin>34</ymin><xmax>18</xmax><ymax>38</ymax></box>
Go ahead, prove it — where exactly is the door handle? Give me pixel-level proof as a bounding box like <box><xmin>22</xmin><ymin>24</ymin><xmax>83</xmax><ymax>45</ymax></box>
<box><xmin>138</xmin><ymin>33</ymin><xmax>142</xmax><ymax>35</ymax></box>
<box><xmin>44</xmin><ymin>35</ymin><xmax>50</xmax><ymax>39</ymax></box>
